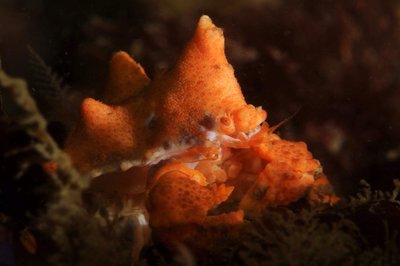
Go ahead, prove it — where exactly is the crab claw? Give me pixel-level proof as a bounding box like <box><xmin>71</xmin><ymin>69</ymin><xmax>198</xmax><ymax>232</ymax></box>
<box><xmin>147</xmin><ymin>163</ymin><xmax>243</xmax><ymax>228</ymax></box>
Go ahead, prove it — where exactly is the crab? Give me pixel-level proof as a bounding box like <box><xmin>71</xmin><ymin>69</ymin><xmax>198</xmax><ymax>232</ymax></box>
<box><xmin>65</xmin><ymin>15</ymin><xmax>337</xmax><ymax>249</ymax></box>
<box><xmin>65</xmin><ymin>15</ymin><xmax>265</xmax><ymax>175</ymax></box>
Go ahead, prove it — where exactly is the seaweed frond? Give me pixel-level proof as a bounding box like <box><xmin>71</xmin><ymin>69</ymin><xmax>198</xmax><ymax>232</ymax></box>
<box><xmin>0</xmin><ymin>70</ymin><xmax>87</xmax><ymax>264</ymax></box>
<box><xmin>0</xmin><ymin>70</ymin><xmax>82</xmax><ymax>190</ymax></box>
<box><xmin>347</xmin><ymin>179</ymin><xmax>400</xmax><ymax>207</ymax></box>
<box><xmin>27</xmin><ymin>45</ymin><xmax>68</xmax><ymax>97</ymax></box>
<box><xmin>0</xmin><ymin>70</ymin><xmax>147</xmax><ymax>265</ymax></box>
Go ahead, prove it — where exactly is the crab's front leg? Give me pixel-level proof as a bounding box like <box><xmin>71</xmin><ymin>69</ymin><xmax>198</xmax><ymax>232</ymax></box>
<box><xmin>146</xmin><ymin>162</ymin><xmax>243</xmax><ymax>228</ymax></box>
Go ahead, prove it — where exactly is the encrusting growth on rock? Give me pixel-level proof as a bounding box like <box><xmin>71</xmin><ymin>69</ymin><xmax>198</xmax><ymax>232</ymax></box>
<box><xmin>65</xmin><ymin>15</ymin><xmax>338</xmax><ymax>249</ymax></box>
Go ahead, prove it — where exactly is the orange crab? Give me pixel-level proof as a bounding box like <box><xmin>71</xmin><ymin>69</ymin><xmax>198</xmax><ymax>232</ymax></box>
<box><xmin>65</xmin><ymin>15</ymin><xmax>265</xmax><ymax>175</ymax></box>
<box><xmin>65</xmin><ymin>15</ymin><xmax>337</xmax><ymax>248</ymax></box>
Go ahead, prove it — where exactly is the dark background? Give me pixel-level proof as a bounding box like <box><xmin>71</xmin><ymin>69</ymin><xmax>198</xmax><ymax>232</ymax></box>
<box><xmin>2</xmin><ymin>0</ymin><xmax>400</xmax><ymax>196</ymax></box>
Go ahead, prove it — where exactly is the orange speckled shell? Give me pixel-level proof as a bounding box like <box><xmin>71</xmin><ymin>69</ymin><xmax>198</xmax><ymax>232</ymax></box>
<box><xmin>65</xmin><ymin>16</ymin><xmax>256</xmax><ymax>173</ymax></box>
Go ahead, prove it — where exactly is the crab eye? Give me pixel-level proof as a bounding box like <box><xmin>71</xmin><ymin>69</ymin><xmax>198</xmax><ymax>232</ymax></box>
<box><xmin>217</xmin><ymin>115</ymin><xmax>235</xmax><ymax>135</ymax></box>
